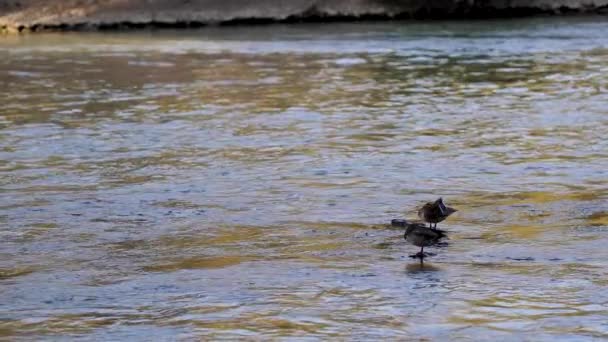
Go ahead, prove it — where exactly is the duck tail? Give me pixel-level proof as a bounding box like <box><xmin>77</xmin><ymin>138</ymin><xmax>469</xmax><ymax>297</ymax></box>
<box><xmin>435</xmin><ymin>228</ymin><xmax>448</xmax><ymax>239</ymax></box>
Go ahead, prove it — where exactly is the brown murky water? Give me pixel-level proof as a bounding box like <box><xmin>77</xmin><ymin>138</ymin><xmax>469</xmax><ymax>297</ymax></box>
<box><xmin>1</xmin><ymin>17</ymin><xmax>608</xmax><ymax>340</ymax></box>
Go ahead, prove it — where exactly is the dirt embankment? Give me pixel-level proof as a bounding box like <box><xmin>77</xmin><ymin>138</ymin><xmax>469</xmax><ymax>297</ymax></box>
<box><xmin>1</xmin><ymin>0</ymin><xmax>608</xmax><ymax>32</ymax></box>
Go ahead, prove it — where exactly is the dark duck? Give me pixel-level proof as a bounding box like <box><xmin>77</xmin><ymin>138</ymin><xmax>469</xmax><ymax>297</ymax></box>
<box><xmin>417</xmin><ymin>197</ymin><xmax>457</xmax><ymax>229</ymax></box>
<box><xmin>404</xmin><ymin>222</ymin><xmax>447</xmax><ymax>259</ymax></box>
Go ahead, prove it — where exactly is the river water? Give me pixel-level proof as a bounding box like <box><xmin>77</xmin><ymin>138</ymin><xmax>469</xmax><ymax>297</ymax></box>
<box><xmin>1</xmin><ymin>16</ymin><xmax>607</xmax><ymax>340</ymax></box>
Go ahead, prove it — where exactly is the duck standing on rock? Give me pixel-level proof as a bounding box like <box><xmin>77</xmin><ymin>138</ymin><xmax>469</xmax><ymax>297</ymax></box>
<box><xmin>418</xmin><ymin>197</ymin><xmax>457</xmax><ymax>229</ymax></box>
<box><xmin>404</xmin><ymin>222</ymin><xmax>447</xmax><ymax>259</ymax></box>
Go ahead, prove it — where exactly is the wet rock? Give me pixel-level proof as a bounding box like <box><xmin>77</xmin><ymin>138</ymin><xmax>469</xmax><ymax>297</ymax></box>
<box><xmin>1</xmin><ymin>0</ymin><xmax>608</xmax><ymax>32</ymax></box>
<box><xmin>506</xmin><ymin>256</ymin><xmax>535</xmax><ymax>261</ymax></box>
<box><xmin>390</xmin><ymin>219</ymin><xmax>409</xmax><ymax>228</ymax></box>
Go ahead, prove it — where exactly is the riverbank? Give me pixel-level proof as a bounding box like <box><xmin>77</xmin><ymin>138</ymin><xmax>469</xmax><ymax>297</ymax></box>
<box><xmin>2</xmin><ymin>17</ymin><xmax>608</xmax><ymax>339</ymax></box>
<box><xmin>2</xmin><ymin>0</ymin><xmax>608</xmax><ymax>33</ymax></box>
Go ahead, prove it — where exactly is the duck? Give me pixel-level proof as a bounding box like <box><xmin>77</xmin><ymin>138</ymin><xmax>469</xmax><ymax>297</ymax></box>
<box><xmin>417</xmin><ymin>197</ymin><xmax>457</xmax><ymax>229</ymax></box>
<box><xmin>404</xmin><ymin>222</ymin><xmax>447</xmax><ymax>258</ymax></box>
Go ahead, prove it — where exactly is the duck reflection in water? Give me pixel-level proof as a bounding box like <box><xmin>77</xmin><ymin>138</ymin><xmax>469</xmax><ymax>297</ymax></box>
<box><xmin>406</xmin><ymin>260</ymin><xmax>441</xmax><ymax>273</ymax></box>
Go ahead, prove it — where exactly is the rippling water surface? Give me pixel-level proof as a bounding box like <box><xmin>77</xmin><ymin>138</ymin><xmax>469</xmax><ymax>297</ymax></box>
<box><xmin>1</xmin><ymin>17</ymin><xmax>608</xmax><ymax>340</ymax></box>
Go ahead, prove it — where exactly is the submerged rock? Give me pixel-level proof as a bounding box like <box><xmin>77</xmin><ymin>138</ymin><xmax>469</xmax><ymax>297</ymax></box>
<box><xmin>1</xmin><ymin>0</ymin><xmax>608</xmax><ymax>32</ymax></box>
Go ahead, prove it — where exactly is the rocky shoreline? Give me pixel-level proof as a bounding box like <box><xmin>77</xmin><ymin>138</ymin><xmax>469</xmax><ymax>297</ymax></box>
<box><xmin>2</xmin><ymin>0</ymin><xmax>608</xmax><ymax>33</ymax></box>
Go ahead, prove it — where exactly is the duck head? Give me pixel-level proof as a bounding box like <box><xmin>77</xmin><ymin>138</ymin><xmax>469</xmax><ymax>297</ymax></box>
<box><xmin>435</xmin><ymin>197</ymin><xmax>447</xmax><ymax>214</ymax></box>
